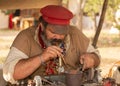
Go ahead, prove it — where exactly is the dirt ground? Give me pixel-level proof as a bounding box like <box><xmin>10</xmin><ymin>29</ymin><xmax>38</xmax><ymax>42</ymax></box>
<box><xmin>98</xmin><ymin>47</ymin><xmax>120</xmax><ymax>77</ymax></box>
<box><xmin>0</xmin><ymin>29</ymin><xmax>120</xmax><ymax>78</ymax></box>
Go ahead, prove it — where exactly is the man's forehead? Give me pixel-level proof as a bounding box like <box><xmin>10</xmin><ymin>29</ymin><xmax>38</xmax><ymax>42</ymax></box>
<box><xmin>47</xmin><ymin>27</ymin><xmax>56</xmax><ymax>33</ymax></box>
<box><xmin>47</xmin><ymin>24</ymin><xmax>69</xmax><ymax>35</ymax></box>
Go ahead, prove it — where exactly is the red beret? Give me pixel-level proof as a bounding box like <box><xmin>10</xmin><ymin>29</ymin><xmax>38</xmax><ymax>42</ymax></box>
<box><xmin>40</xmin><ymin>5</ymin><xmax>73</xmax><ymax>25</ymax></box>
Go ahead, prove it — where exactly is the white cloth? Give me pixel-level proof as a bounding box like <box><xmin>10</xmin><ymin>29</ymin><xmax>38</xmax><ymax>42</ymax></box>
<box><xmin>87</xmin><ymin>44</ymin><xmax>100</xmax><ymax>57</ymax></box>
<box><xmin>3</xmin><ymin>47</ymin><xmax>28</xmax><ymax>84</ymax></box>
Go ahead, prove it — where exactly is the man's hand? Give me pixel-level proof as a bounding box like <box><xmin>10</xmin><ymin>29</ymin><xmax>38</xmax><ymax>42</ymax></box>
<box><xmin>41</xmin><ymin>45</ymin><xmax>63</xmax><ymax>63</ymax></box>
<box><xmin>80</xmin><ymin>53</ymin><xmax>99</xmax><ymax>70</ymax></box>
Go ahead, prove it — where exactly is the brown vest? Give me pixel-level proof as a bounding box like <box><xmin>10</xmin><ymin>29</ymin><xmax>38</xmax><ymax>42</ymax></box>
<box><xmin>12</xmin><ymin>26</ymin><xmax>89</xmax><ymax>78</ymax></box>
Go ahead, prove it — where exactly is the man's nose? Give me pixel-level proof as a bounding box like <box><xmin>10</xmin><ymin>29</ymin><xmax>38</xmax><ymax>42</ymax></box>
<box><xmin>53</xmin><ymin>34</ymin><xmax>63</xmax><ymax>39</ymax></box>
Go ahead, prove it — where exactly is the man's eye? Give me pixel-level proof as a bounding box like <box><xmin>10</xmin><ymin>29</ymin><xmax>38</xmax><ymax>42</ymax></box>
<box><xmin>50</xmin><ymin>30</ymin><xmax>56</xmax><ymax>34</ymax></box>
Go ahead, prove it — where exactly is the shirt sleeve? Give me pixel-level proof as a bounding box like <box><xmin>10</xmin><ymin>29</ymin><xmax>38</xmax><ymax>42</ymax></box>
<box><xmin>3</xmin><ymin>47</ymin><xmax>28</xmax><ymax>84</ymax></box>
<box><xmin>87</xmin><ymin>43</ymin><xmax>101</xmax><ymax>58</ymax></box>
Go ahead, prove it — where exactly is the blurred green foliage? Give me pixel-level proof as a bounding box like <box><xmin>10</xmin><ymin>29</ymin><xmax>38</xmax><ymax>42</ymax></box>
<box><xmin>1</xmin><ymin>9</ymin><xmax>15</xmax><ymax>15</ymax></box>
<box><xmin>84</xmin><ymin>0</ymin><xmax>120</xmax><ymax>22</ymax></box>
<box><xmin>116</xmin><ymin>24</ymin><xmax>120</xmax><ymax>30</ymax></box>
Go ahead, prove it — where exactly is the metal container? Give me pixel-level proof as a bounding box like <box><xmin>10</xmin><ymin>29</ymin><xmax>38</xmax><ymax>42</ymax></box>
<box><xmin>65</xmin><ymin>73</ymin><xmax>83</xmax><ymax>86</ymax></box>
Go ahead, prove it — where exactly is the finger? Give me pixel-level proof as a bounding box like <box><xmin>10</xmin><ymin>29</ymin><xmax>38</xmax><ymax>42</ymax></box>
<box><xmin>80</xmin><ymin>58</ymin><xmax>84</xmax><ymax>64</ymax></box>
<box><xmin>80</xmin><ymin>55</ymin><xmax>85</xmax><ymax>64</ymax></box>
<box><xmin>82</xmin><ymin>61</ymin><xmax>88</xmax><ymax>71</ymax></box>
<box><xmin>49</xmin><ymin>48</ymin><xmax>62</xmax><ymax>56</ymax></box>
<box><xmin>58</xmin><ymin>53</ymin><xmax>64</xmax><ymax>57</ymax></box>
<box><xmin>49</xmin><ymin>46</ymin><xmax>63</xmax><ymax>56</ymax></box>
<box><xmin>43</xmin><ymin>49</ymin><xmax>56</xmax><ymax>59</ymax></box>
<box><xmin>51</xmin><ymin>46</ymin><xmax>63</xmax><ymax>52</ymax></box>
<box><xmin>81</xmin><ymin>56</ymin><xmax>88</xmax><ymax>71</ymax></box>
<box><xmin>82</xmin><ymin>59</ymin><xmax>85</xmax><ymax>71</ymax></box>
<box><xmin>82</xmin><ymin>64</ymin><xmax>85</xmax><ymax>71</ymax></box>
<box><xmin>46</xmin><ymin>47</ymin><xmax>63</xmax><ymax>59</ymax></box>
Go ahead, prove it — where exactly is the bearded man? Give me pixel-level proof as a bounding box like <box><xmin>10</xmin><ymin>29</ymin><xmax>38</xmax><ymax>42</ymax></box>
<box><xmin>3</xmin><ymin>5</ymin><xmax>100</xmax><ymax>85</ymax></box>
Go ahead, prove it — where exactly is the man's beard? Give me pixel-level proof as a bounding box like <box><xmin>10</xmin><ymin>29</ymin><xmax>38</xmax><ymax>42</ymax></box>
<box><xmin>41</xmin><ymin>30</ymin><xmax>64</xmax><ymax>47</ymax></box>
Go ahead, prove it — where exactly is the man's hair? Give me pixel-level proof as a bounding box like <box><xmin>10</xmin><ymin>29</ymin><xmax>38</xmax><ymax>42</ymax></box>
<box><xmin>39</xmin><ymin>16</ymin><xmax>69</xmax><ymax>35</ymax></box>
<box><xmin>39</xmin><ymin>16</ymin><xmax>48</xmax><ymax>28</ymax></box>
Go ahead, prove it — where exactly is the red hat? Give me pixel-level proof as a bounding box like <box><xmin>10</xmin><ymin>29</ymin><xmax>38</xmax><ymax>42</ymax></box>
<box><xmin>40</xmin><ymin>5</ymin><xmax>73</xmax><ymax>25</ymax></box>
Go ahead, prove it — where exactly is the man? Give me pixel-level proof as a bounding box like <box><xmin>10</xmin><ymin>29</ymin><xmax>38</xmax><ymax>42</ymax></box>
<box><xmin>3</xmin><ymin>5</ymin><xmax>100</xmax><ymax>85</ymax></box>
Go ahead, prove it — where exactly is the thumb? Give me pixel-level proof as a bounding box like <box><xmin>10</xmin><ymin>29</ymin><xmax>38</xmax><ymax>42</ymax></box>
<box><xmin>80</xmin><ymin>58</ymin><xmax>84</xmax><ymax>64</ymax></box>
<box><xmin>80</xmin><ymin>55</ymin><xmax>85</xmax><ymax>64</ymax></box>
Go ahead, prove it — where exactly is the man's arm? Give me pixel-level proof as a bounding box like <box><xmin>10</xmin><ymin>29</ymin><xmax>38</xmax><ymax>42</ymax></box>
<box><xmin>3</xmin><ymin>47</ymin><xmax>44</xmax><ymax>83</ymax></box>
<box><xmin>13</xmin><ymin>54</ymin><xmax>42</xmax><ymax>80</ymax></box>
<box><xmin>13</xmin><ymin>45</ymin><xmax>63</xmax><ymax>80</ymax></box>
<box><xmin>3</xmin><ymin>47</ymin><xmax>29</xmax><ymax>84</ymax></box>
<box><xmin>3</xmin><ymin>46</ymin><xmax>63</xmax><ymax>84</ymax></box>
<box><xmin>3</xmin><ymin>47</ymin><xmax>41</xmax><ymax>83</ymax></box>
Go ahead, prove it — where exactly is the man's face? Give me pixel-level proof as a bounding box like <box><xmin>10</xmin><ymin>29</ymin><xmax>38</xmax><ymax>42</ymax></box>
<box><xmin>45</xmin><ymin>26</ymin><xmax>66</xmax><ymax>45</ymax></box>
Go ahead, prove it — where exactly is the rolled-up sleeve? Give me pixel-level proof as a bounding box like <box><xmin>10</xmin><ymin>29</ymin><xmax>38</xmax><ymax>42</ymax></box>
<box><xmin>86</xmin><ymin>43</ymin><xmax>101</xmax><ymax>67</ymax></box>
<box><xmin>3</xmin><ymin>47</ymin><xmax>28</xmax><ymax>84</ymax></box>
<box><xmin>87</xmin><ymin>43</ymin><xmax>101</xmax><ymax>58</ymax></box>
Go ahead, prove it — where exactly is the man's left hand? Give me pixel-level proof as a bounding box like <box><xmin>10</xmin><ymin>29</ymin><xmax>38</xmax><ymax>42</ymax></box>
<box><xmin>80</xmin><ymin>53</ymin><xmax>97</xmax><ymax>70</ymax></box>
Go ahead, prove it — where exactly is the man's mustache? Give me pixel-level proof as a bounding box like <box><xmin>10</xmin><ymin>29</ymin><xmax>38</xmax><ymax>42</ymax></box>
<box><xmin>50</xmin><ymin>39</ymin><xmax>63</xmax><ymax>46</ymax></box>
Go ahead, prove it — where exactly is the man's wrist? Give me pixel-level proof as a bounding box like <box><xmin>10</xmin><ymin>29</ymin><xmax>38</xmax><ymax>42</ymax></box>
<box><xmin>39</xmin><ymin>55</ymin><xmax>45</xmax><ymax>65</ymax></box>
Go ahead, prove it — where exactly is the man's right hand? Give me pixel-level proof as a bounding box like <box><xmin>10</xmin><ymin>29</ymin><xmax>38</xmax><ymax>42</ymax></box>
<box><xmin>40</xmin><ymin>45</ymin><xmax>63</xmax><ymax>63</ymax></box>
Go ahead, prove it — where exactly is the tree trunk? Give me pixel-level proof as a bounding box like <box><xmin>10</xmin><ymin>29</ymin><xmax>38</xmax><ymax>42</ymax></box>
<box><xmin>92</xmin><ymin>0</ymin><xmax>109</xmax><ymax>48</ymax></box>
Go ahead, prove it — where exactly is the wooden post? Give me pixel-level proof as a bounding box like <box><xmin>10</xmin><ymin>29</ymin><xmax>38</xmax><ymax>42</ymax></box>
<box><xmin>92</xmin><ymin>0</ymin><xmax>109</xmax><ymax>48</ymax></box>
